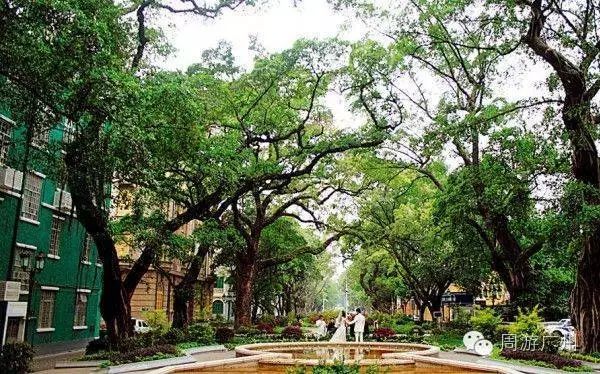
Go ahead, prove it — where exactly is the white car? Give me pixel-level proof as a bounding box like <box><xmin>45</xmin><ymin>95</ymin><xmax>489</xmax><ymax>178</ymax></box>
<box><xmin>544</xmin><ymin>318</ymin><xmax>576</xmax><ymax>350</ymax></box>
<box><xmin>132</xmin><ymin>318</ymin><xmax>151</xmax><ymax>333</ymax></box>
<box><xmin>544</xmin><ymin>319</ymin><xmax>574</xmax><ymax>337</ymax></box>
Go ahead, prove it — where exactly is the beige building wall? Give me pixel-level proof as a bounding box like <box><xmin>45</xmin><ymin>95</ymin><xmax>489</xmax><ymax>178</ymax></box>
<box><xmin>111</xmin><ymin>182</ymin><xmax>204</xmax><ymax>321</ymax></box>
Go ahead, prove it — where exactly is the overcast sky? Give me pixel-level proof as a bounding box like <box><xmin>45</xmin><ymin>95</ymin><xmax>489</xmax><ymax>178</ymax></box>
<box><xmin>162</xmin><ymin>0</ymin><xmax>363</xmax><ymax>71</ymax></box>
<box><xmin>157</xmin><ymin>0</ymin><xmax>553</xmax><ymax>283</ymax></box>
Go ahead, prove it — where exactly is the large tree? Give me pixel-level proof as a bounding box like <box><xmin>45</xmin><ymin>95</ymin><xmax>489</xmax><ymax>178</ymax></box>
<box><xmin>510</xmin><ymin>0</ymin><xmax>600</xmax><ymax>353</ymax></box>
<box><xmin>115</xmin><ymin>39</ymin><xmax>393</xmax><ymax>328</ymax></box>
<box><xmin>345</xmin><ymin>248</ymin><xmax>406</xmax><ymax>313</ymax></box>
<box><xmin>0</xmin><ymin>0</ymin><xmax>255</xmax><ymax>342</ymax></box>
<box><xmin>248</xmin><ymin>220</ymin><xmax>334</xmax><ymax>318</ymax></box>
<box><xmin>336</xmin><ymin>0</ymin><xmax>568</xmax><ymax>307</ymax></box>
<box><xmin>340</xmin><ymin>155</ymin><xmax>489</xmax><ymax>319</ymax></box>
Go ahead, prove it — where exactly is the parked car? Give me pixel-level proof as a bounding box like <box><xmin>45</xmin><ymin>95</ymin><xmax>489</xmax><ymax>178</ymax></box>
<box><xmin>132</xmin><ymin>318</ymin><xmax>151</xmax><ymax>333</ymax></box>
<box><xmin>544</xmin><ymin>318</ymin><xmax>577</xmax><ymax>350</ymax></box>
<box><xmin>544</xmin><ymin>319</ymin><xmax>574</xmax><ymax>337</ymax></box>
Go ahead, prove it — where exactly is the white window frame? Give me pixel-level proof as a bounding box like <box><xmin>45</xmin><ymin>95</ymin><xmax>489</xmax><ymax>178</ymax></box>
<box><xmin>0</xmin><ymin>115</ymin><xmax>14</xmax><ymax>165</ymax></box>
<box><xmin>63</xmin><ymin>120</ymin><xmax>75</xmax><ymax>144</ymax></box>
<box><xmin>73</xmin><ymin>291</ymin><xmax>89</xmax><ymax>328</ymax></box>
<box><xmin>81</xmin><ymin>234</ymin><xmax>92</xmax><ymax>264</ymax></box>
<box><xmin>48</xmin><ymin>216</ymin><xmax>64</xmax><ymax>259</ymax></box>
<box><xmin>38</xmin><ymin>289</ymin><xmax>57</xmax><ymax>330</ymax></box>
<box><xmin>31</xmin><ymin>127</ymin><xmax>49</xmax><ymax>148</ymax></box>
<box><xmin>20</xmin><ymin>173</ymin><xmax>43</xmax><ymax>222</ymax></box>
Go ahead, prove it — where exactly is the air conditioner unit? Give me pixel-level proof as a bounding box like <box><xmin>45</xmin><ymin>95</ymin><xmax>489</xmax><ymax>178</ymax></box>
<box><xmin>53</xmin><ymin>189</ymin><xmax>73</xmax><ymax>211</ymax></box>
<box><xmin>0</xmin><ymin>166</ymin><xmax>23</xmax><ymax>191</ymax></box>
<box><xmin>0</xmin><ymin>281</ymin><xmax>21</xmax><ymax>301</ymax></box>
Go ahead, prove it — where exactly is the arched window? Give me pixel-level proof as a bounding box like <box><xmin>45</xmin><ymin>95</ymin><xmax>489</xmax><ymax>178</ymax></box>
<box><xmin>212</xmin><ymin>300</ymin><xmax>224</xmax><ymax>315</ymax></box>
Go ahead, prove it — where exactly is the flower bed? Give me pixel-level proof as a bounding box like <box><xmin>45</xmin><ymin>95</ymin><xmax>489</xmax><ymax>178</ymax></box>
<box><xmin>499</xmin><ymin>349</ymin><xmax>591</xmax><ymax>371</ymax></box>
<box><xmin>373</xmin><ymin>327</ymin><xmax>396</xmax><ymax>341</ymax></box>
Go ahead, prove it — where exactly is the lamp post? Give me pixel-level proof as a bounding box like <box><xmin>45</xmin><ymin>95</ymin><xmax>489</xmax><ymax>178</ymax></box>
<box><xmin>24</xmin><ymin>252</ymin><xmax>45</xmax><ymax>344</ymax></box>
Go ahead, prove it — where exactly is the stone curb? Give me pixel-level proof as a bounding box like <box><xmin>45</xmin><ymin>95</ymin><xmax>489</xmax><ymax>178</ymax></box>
<box><xmin>147</xmin><ymin>354</ymin><xmax>277</xmax><ymax>374</ymax></box>
<box><xmin>404</xmin><ymin>354</ymin><xmax>522</xmax><ymax>374</ymax></box>
<box><xmin>182</xmin><ymin>345</ymin><xmax>227</xmax><ymax>355</ymax></box>
<box><xmin>108</xmin><ymin>355</ymin><xmax>196</xmax><ymax>374</ymax></box>
<box><xmin>55</xmin><ymin>360</ymin><xmax>105</xmax><ymax>368</ymax></box>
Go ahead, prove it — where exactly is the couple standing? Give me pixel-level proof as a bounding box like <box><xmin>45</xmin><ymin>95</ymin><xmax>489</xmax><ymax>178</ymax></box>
<box><xmin>330</xmin><ymin>308</ymin><xmax>365</xmax><ymax>342</ymax></box>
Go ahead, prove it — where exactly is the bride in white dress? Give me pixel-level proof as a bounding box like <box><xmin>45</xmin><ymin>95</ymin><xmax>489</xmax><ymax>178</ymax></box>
<box><xmin>329</xmin><ymin>310</ymin><xmax>347</xmax><ymax>342</ymax></box>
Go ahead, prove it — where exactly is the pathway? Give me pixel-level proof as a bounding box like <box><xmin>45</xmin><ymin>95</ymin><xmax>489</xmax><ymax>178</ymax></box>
<box><xmin>439</xmin><ymin>351</ymin><xmax>600</xmax><ymax>373</ymax></box>
<box><xmin>33</xmin><ymin>348</ymin><xmax>236</xmax><ymax>373</ymax></box>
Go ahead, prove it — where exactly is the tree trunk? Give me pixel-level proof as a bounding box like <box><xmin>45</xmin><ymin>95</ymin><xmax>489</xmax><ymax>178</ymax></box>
<box><xmin>234</xmin><ymin>255</ymin><xmax>257</xmax><ymax>328</ymax></box>
<box><xmin>283</xmin><ymin>285</ymin><xmax>293</xmax><ymax>316</ymax></box>
<box><xmin>99</xmin><ymin>234</ymin><xmax>133</xmax><ymax>344</ymax></box>
<box><xmin>64</xmin><ymin>143</ymin><xmax>133</xmax><ymax>343</ymax></box>
<box><xmin>564</xmin><ymin>100</ymin><xmax>600</xmax><ymax>353</ymax></box>
<box><xmin>563</xmin><ymin>95</ymin><xmax>600</xmax><ymax>353</ymax></box>
<box><xmin>571</xmin><ymin>229</ymin><xmax>600</xmax><ymax>353</ymax></box>
<box><xmin>172</xmin><ymin>250</ymin><xmax>206</xmax><ymax>328</ymax></box>
<box><xmin>489</xmin><ymin>248</ymin><xmax>532</xmax><ymax>307</ymax></box>
<box><xmin>198</xmin><ymin>275</ymin><xmax>215</xmax><ymax>314</ymax></box>
<box><xmin>418</xmin><ymin>304</ymin><xmax>427</xmax><ymax>322</ymax></box>
<box><xmin>251</xmin><ymin>297</ymin><xmax>259</xmax><ymax>323</ymax></box>
<box><xmin>473</xmin><ymin>182</ymin><xmax>534</xmax><ymax>305</ymax></box>
<box><xmin>520</xmin><ymin>6</ymin><xmax>600</xmax><ymax>351</ymax></box>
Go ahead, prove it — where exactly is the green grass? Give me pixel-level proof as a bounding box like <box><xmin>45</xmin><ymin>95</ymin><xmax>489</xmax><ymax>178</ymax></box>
<box><xmin>561</xmin><ymin>351</ymin><xmax>600</xmax><ymax>364</ymax></box>
<box><xmin>176</xmin><ymin>341</ymin><xmax>201</xmax><ymax>349</ymax></box>
<box><xmin>423</xmin><ymin>331</ymin><xmax>464</xmax><ymax>351</ymax></box>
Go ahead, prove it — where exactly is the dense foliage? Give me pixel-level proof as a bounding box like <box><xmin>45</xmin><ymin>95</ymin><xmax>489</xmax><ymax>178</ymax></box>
<box><xmin>2</xmin><ymin>0</ymin><xmax>600</xmax><ymax>354</ymax></box>
<box><xmin>500</xmin><ymin>349</ymin><xmax>583</xmax><ymax>370</ymax></box>
<box><xmin>0</xmin><ymin>343</ymin><xmax>34</xmax><ymax>374</ymax></box>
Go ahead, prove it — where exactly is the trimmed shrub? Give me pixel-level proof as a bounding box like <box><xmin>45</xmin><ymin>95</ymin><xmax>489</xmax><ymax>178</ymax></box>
<box><xmin>215</xmin><ymin>327</ymin><xmax>235</xmax><ymax>343</ymax></box>
<box><xmin>509</xmin><ymin>306</ymin><xmax>544</xmax><ymax>338</ymax></box>
<box><xmin>112</xmin><ymin>344</ymin><xmax>178</xmax><ymax>365</ymax></box>
<box><xmin>410</xmin><ymin>325</ymin><xmax>425</xmax><ymax>336</ymax></box>
<box><xmin>0</xmin><ymin>342</ymin><xmax>34</xmax><ymax>374</ymax></box>
<box><xmin>86</xmin><ymin>337</ymin><xmax>109</xmax><ymax>355</ymax></box>
<box><xmin>500</xmin><ymin>349</ymin><xmax>582</xmax><ymax>369</ymax></box>
<box><xmin>447</xmin><ymin>307</ymin><xmax>471</xmax><ymax>330</ymax></box>
<box><xmin>162</xmin><ymin>328</ymin><xmax>187</xmax><ymax>344</ymax></box>
<box><xmin>141</xmin><ymin>309</ymin><xmax>169</xmax><ymax>334</ymax></box>
<box><xmin>470</xmin><ymin>308</ymin><xmax>502</xmax><ymax>339</ymax></box>
<box><xmin>236</xmin><ymin>325</ymin><xmax>260</xmax><ymax>336</ymax></box>
<box><xmin>258</xmin><ymin>314</ymin><xmax>276</xmax><ymax>325</ymax></box>
<box><xmin>368</xmin><ymin>311</ymin><xmax>394</xmax><ymax>329</ymax></box>
<box><xmin>286</xmin><ymin>312</ymin><xmax>297</xmax><ymax>326</ymax></box>
<box><xmin>188</xmin><ymin>323</ymin><xmax>215</xmax><ymax>345</ymax></box>
<box><xmin>274</xmin><ymin>315</ymin><xmax>287</xmax><ymax>327</ymax></box>
<box><xmin>281</xmin><ymin>325</ymin><xmax>303</xmax><ymax>340</ymax></box>
<box><xmin>306</xmin><ymin>310</ymin><xmax>340</xmax><ymax>324</ymax></box>
<box><xmin>394</xmin><ymin>321</ymin><xmax>416</xmax><ymax>335</ymax></box>
<box><xmin>116</xmin><ymin>336</ymin><xmax>146</xmax><ymax>352</ymax></box>
<box><xmin>494</xmin><ymin>324</ymin><xmax>510</xmax><ymax>342</ymax></box>
<box><xmin>372</xmin><ymin>327</ymin><xmax>396</xmax><ymax>341</ymax></box>
<box><xmin>256</xmin><ymin>322</ymin><xmax>274</xmax><ymax>334</ymax></box>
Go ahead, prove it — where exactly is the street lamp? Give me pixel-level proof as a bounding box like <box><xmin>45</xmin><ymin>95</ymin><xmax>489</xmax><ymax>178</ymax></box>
<box><xmin>35</xmin><ymin>252</ymin><xmax>45</xmax><ymax>271</ymax></box>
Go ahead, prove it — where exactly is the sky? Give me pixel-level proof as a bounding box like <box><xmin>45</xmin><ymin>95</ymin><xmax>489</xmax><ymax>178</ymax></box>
<box><xmin>156</xmin><ymin>0</ymin><xmax>554</xmax><ymax>281</ymax></box>
<box><xmin>159</xmin><ymin>0</ymin><xmax>366</xmax><ymax>278</ymax></box>
<box><xmin>162</xmin><ymin>0</ymin><xmax>363</xmax><ymax>71</ymax></box>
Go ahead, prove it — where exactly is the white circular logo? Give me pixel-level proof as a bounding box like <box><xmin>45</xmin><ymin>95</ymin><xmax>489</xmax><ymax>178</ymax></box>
<box><xmin>474</xmin><ymin>339</ymin><xmax>493</xmax><ymax>356</ymax></box>
<box><xmin>463</xmin><ymin>331</ymin><xmax>484</xmax><ymax>350</ymax></box>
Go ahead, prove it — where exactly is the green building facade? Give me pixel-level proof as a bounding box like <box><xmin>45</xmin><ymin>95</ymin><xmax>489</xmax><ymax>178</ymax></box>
<box><xmin>0</xmin><ymin>109</ymin><xmax>103</xmax><ymax>350</ymax></box>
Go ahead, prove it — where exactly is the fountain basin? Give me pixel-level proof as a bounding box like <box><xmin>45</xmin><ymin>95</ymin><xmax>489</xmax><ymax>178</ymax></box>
<box><xmin>148</xmin><ymin>341</ymin><xmax>522</xmax><ymax>373</ymax></box>
<box><xmin>235</xmin><ymin>341</ymin><xmax>437</xmax><ymax>366</ymax></box>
